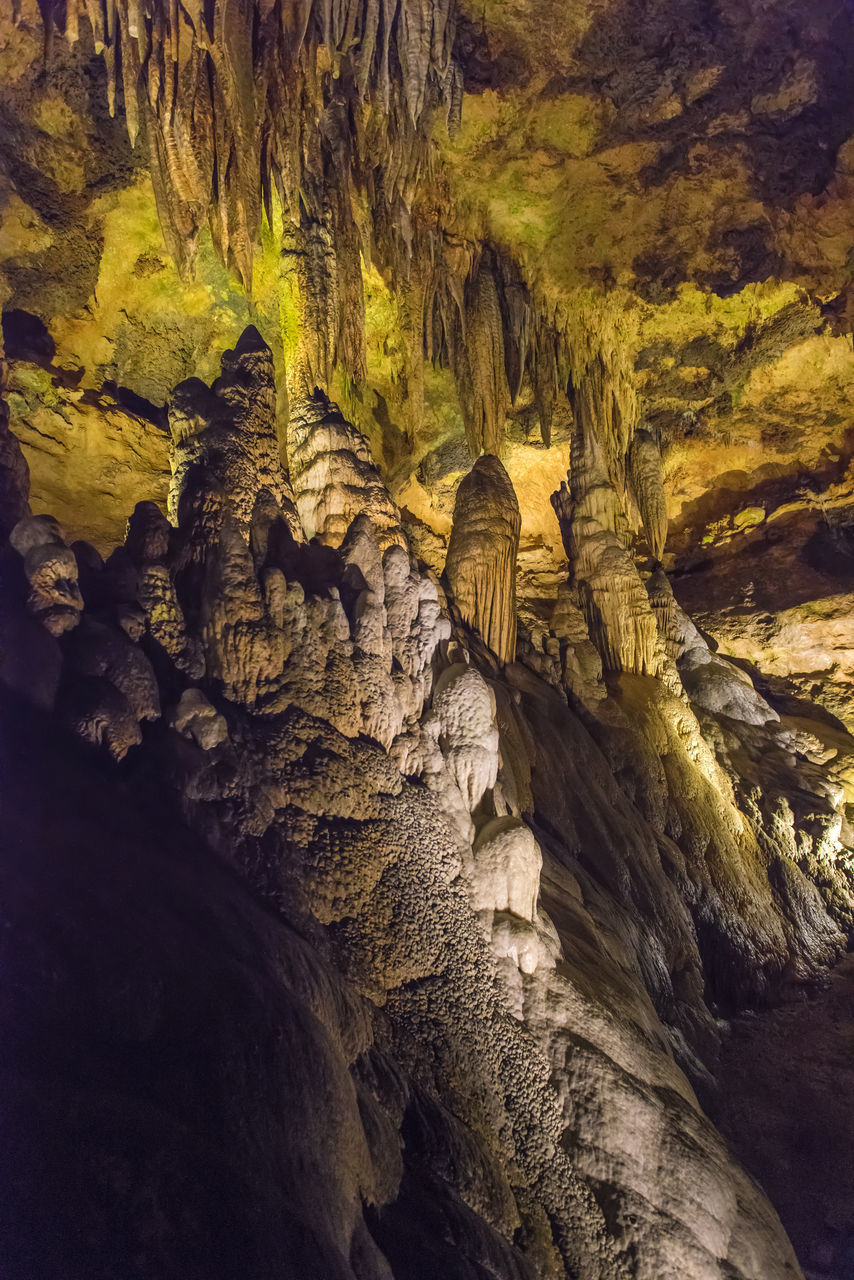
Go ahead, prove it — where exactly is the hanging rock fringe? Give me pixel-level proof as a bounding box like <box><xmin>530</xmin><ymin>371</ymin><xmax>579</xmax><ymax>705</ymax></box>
<box><xmin>56</xmin><ymin>0</ymin><xmax>460</xmax><ymax>292</ymax></box>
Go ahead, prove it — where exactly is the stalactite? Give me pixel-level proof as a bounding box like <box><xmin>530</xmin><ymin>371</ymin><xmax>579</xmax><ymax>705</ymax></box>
<box><xmin>496</xmin><ymin>257</ymin><xmax>530</xmax><ymax>406</ymax></box>
<box><xmin>455</xmin><ymin>256</ymin><xmax>511</xmax><ymax>457</ymax></box>
<box><xmin>398</xmin><ymin>264</ymin><xmax>429</xmax><ymax>444</ymax></box>
<box><xmin>444</xmin><ymin>455</ymin><xmax>520</xmax><ymax>665</ymax></box>
<box><xmin>555</xmin><ymin>353</ymin><xmax>664</xmax><ymax>678</ymax></box>
<box><xmin>52</xmin><ymin>0</ymin><xmax>459</xmax><ymax>294</ymax></box>
<box><xmin>629</xmin><ymin>428</ymin><xmax>668</xmax><ymax>562</ymax></box>
<box><xmin>282</xmin><ymin>213</ymin><xmax>340</xmax><ymax>397</ymax></box>
<box><xmin>529</xmin><ymin>317</ymin><xmax>562</xmax><ymax>448</ymax></box>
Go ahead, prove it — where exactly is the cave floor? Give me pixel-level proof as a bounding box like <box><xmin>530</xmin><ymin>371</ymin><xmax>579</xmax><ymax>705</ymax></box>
<box><xmin>718</xmin><ymin>952</ymin><xmax>854</xmax><ymax>1280</ymax></box>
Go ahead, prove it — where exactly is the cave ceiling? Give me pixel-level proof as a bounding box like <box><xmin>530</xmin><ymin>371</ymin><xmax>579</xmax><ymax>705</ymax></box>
<box><xmin>2</xmin><ymin>0</ymin><xmax>854</xmax><ymax>616</ymax></box>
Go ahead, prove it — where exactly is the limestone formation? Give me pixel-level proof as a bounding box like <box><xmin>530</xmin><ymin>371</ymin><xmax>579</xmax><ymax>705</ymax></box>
<box><xmin>456</xmin><ymin>258</ymin><xmax>512</xmax><ymax>457</ymax></box>
<box><xmin>444</xmin><ymin>455</ymin><xmax>521</xmax><ymax>665</ymax></box>
<box><xmin>551</xmin><ymin>358</ymin><xmax>666</xmax><ymax>679</ymax></box>
<box><xmin>469</xmin><ymin>816</ymin><xmax>542</xmax><ymax>922</ymax></box>
<box><xmin>9</xmin><ymin>514</ymin><xmax>83</xmax><ymax>635</ymax></box>
<box><xmin>6</xmin><ymin>4</ymin><xmax>854</xmax><ymax>1277</ymax></box>
<box><xmin>629</xmin><ymin>428</ymin><xmax>667</xmax><ymax>562</ymax></box>
<box><xmin>170</xmin><ymin>687</ymin><xmax>229</xmax><ymax>750</ymax></box>
<box><xmin>0</xmin><ymin>335</ymin><xmax>29</xmax><ymax>538</ymax></box>
<box><xmin>549</xmin><ymin>583</ymin><xmax>606</xmax><ymax>706</ymax></box>
<box><xmin>288</xmin><ymin>391</ymin><xmax>405</xmax><ymax>550</ymax></box>
<box><xmin>168</xmin><ymin>326</ymin><xmax>300</xmax><ymax>539</ymax></box>
<box><xmin>3</xmin><ymin>328</ymin><xmax>850</xmax><ymax>1280</ymax></box>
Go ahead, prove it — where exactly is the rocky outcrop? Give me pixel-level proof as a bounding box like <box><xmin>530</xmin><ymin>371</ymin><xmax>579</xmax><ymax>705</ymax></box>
<box><xmin>444</xmin><ymin>454</ymin><xmax>521</xmax><ymax>664</ymax></box>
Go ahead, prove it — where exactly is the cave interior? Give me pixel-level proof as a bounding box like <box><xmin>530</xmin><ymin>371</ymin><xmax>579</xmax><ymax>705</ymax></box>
<box><xmin>3</xmin><ymin>2</ymin><xmax>854</xmax><ymax>1278</ymax></box>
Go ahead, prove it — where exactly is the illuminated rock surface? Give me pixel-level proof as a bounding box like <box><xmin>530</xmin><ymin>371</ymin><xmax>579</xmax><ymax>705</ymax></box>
<box><xmin>444</xmin><ymin>454</ymin><xmax>521</xmax><ymax>664</ymax></box>
<box><xmin>1</xmin><ymin>2</ymin><xmax>854</xmax><ymax>1277</ymax></box>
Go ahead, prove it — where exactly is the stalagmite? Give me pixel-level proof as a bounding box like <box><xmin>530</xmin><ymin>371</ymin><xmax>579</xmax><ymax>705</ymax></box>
<box><xmin>9</xmin><ymin>7</ymin><xmax>854</xmax><ymax>1279</ymax></box>
<box><xmin>553</xmin><ymin>365</ymin><xmax>663</xmax><ymax>676</ymax></box>
<box><xmin>549</xmin><ymin>582</ymin><xmax>606</xmax><ymax>706</ymax></box>
<box><xmin>444</xmin><ymin>455</ymin><xmax>521</xmax><ymax>665</ymax></box>
<box><xmin>288</xmin><ymin>390</ymin><xmax>405</xmax><ymax>550</ymax></box>
<box><xmin>168</xmin><ymin>326</ymin><xmax>301</xmax><ymax>540</ymax></box>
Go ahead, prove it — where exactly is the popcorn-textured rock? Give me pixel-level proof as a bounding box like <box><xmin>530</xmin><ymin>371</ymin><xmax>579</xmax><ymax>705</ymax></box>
<box><xmin>171</xmin><ymin>687</ymin><xmax>228</xmax><ymax>750</ymax></box>
<box><xmin>288</xmin><ymin>392</ymin><xmax>405</xmax><ymax>550</ymax></box>
<box><xmin>2</xmin><ymin>330</ymin><xmax>843</xmax><ymax>1280</ymax></box>
<box><xmin>10</xmin><ymin>514</ymin><xmax>83</xmax><ymax>635</ymax></box>
<box><xmin>168</xmin><ymin>327</ymin><xmax>300</xmax><ymax>539</ymax></box>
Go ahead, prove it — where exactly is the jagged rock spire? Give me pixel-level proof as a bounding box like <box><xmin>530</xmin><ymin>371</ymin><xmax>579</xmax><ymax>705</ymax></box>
<box><xmin>167</xmin><ymin>325</ymin><xmax>301</xmax><ymax>539</ymax></box>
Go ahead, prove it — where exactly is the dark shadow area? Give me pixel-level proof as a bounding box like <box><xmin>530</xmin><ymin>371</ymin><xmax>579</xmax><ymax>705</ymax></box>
<box><xmin>97</xmin><ymin>379</ymin><xmax>169</xmax><ymax>431</ymax></box>
<box><xmin>2</xmin><ymin>308</ymin><xmax>56</xmax><ymax>362</ymax></box>
<box><xmin>718</xmin><ymin>953</ymin><xmax>854</xmax><ymax>1280</ymax></box>
<box><xmin>0</xmin><ymin>689</ymin><xmax>351</xmax><ymax>1280</ymax></box>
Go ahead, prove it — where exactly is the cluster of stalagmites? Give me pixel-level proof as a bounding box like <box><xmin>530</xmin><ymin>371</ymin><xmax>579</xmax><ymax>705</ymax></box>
<box><xmin>0</xmin><ymin>325</ymin><xmax>562</xmax><ymax>989</ymax></box>
<box><xmin>5</xmin><ymin>327</ymin><xmax>854</xmax><ymax>1279</ymax></box>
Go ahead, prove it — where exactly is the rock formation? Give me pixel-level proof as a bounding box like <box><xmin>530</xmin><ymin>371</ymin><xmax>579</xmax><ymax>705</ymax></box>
<box><xmin>4</xmin><ymin>1</ymin><xmax>854</xmax><ymax>1276</ymax></box>
<box><xmin>629</xmin><ymin>428</ymin><xmax>667</xmax><ymax>562</ymax></box>
<box><xmin>288</xmin><ymin>391</ymin><xmax>405</xmax><ymax>550</ymax></box>
<box><xmin>4</xmin><ymin>323</ymin><xmax>854</xmax><ymax>1277</ymax></box>
<box><xmin>444</xmin><ymin>454</ymin><xmax>521</xmax><ymax>664</ymax></box>
<box><xmin>0</xmin><ymin>328</ymin><xmax>29</xmax><ymax>536</ymax></box>
<box><xmin>168</xmin><ymin>325</ymin><xmax>301</xmax><ymax>539</ymax></box>
<box><xmin>552</xmin><ymin>358</ymin><xmax>666</xmax><ymax>679</ymax></box>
